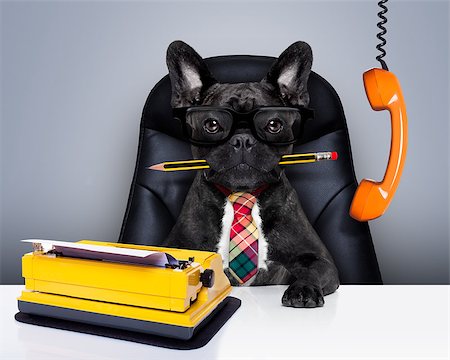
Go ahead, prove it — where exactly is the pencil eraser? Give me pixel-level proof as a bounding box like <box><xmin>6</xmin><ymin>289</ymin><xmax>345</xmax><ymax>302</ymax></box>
<box><xmin>331</xmin><ymin>152</ymin><xmax>338</xmax><ymax>160</ymax></box>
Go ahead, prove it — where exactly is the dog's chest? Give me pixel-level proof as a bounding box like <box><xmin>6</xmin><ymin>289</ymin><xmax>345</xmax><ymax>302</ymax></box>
<box><xmin>216</xmin><ymin>198</ymin><xmax>269</xmax><ymax>278</ymax></box>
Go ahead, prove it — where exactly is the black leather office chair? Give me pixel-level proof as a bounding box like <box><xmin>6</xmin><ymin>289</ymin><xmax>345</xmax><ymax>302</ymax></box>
<box><xmin>118</xmin><ymin>55</ymin><xmax>383</xmax><ymax>284</ymax></box>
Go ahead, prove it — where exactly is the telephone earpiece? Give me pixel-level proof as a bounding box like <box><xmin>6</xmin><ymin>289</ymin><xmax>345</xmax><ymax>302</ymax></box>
<box><xmin>350</xmin><ymin>68</ymin><xmax>408</xmax><ymax>221</ymax></box>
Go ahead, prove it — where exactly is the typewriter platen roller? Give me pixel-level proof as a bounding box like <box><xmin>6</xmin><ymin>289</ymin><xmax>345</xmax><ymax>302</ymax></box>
<box><xmin>17</xmin><ymin>240</ymin><xmax>232</xmax><ymax>340</ymax></box>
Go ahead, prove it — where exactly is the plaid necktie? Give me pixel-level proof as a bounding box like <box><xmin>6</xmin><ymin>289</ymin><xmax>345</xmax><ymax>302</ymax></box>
<box><xmin>227</xmin><ymin>192</ymin><xmax>259</xmax><ymax>284</ymax></box>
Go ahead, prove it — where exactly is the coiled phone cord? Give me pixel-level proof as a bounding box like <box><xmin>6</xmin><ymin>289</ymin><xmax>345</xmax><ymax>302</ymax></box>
<box><xmin>376</xmin><ymin>0</ymin><xmax>389</xmax><ymax>71</ymax></box>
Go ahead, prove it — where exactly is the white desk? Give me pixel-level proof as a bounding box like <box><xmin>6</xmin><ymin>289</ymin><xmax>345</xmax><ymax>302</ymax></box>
<box><xmin>0</xmin><ymin>285</ymin><xmax>448</xmax><ymax>359</ymax></box>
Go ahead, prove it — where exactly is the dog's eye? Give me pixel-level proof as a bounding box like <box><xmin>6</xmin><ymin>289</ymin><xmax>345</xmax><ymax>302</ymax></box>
<box><xmin>203</xmin><ymin>118</ymin><xmax>222</xmax><ymax>134</ymax></box>
<box><xmin>265</xmin><ymin>119</ymin><xmax>283</xmax><ymax>134</ymax></box>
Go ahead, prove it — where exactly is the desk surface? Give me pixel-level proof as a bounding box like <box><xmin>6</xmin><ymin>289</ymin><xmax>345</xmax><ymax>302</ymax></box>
<box><xmin>0</xmin><ymin>285</ymin><xmax>448</xmax><ymax>360</ymax></box>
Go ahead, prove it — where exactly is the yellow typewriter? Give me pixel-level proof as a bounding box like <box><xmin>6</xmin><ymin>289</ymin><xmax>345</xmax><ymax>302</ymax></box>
<box><xmin>18</xmin><ymin>239</ymin><xmax>232</xmax><ymax>340</ymax></box>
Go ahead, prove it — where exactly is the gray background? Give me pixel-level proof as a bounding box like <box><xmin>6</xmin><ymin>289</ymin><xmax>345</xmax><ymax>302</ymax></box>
<box><xmin>1</xmin><ymin>0</ymin><xmax>448</xmax><ymax>284</ymax></box>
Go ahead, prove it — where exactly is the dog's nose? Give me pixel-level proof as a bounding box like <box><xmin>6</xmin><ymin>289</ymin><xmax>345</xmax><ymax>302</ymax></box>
<box><xmin>229</xmin><ymin>134</ymin><xmax>257</xmax><ymax>151</ymax></box>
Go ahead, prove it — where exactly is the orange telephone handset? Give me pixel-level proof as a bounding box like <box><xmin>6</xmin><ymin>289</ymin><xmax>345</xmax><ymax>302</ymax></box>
<box><xmin>350</xmin><ymin>68</ymin><xmax>408</xmax><ymax>221</ymax></box>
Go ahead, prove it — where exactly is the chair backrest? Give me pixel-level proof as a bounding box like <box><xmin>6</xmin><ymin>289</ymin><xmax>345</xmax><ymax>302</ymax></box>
<box><xmin>118</xmin><ymin>55</ymin><xmax>382</xmax><ymax>284</ymax></box>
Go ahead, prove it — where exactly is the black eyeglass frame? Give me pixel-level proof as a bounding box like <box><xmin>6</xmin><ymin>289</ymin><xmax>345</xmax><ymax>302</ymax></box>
<box><xmin>173</xmin><ymin>105</ymin><xmax>314</xmax><ymax>146</ymax></box>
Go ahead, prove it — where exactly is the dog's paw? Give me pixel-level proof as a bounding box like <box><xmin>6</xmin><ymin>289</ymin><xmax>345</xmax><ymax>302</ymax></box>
<box><xmin>282</xmin><ymin>282</ymin><xmax>324</xmax><ymax>308</ymax></box>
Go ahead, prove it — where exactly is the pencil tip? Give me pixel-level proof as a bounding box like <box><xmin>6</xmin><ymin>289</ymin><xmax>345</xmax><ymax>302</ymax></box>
<box><xmin>148</xmin><ymin>163</ymin><xmax>165</xmax><ymax>171</ymax></box>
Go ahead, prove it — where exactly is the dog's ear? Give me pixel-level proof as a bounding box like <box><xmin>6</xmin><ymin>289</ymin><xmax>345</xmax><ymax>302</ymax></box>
<box><xmin>166</xmin><ymin>41</ymin><xmax>217</xmax><ymax>107</ymax></box>
<box><xmin>263</xmin><ymin>41</ymin><xmax>313</xmax><ymax>106</ymax></box>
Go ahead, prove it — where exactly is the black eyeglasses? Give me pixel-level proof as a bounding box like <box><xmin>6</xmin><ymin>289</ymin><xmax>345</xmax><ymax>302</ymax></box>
<box><xmin>173</xmin><ymin>105</ymin><xmax>314</xmax><ymax>146</ymax></box>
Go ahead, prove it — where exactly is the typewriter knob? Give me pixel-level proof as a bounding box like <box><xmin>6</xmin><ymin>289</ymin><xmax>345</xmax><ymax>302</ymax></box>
<box><xmin>200</xmin><ymin>269</ymin><xmax>215</xmax><ymax>288</ymax></box>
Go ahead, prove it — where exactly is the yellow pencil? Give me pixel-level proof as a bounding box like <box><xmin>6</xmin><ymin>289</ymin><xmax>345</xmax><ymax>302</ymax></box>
<box><xmin>148</xmin><ymin>152</ymin><xmax>338</xmax><ymax>172</ymax></box>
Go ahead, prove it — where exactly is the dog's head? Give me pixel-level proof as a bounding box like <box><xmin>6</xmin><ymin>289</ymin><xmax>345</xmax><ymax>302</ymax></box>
<box><xmin>167</xmin><ymin>40</ymin><xmax>313</xmax><ymax>192</ymax></box>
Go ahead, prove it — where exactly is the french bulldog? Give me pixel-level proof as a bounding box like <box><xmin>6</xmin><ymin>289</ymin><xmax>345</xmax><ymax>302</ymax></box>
<box><xmin>163</xmin><ymin>40</ymin><xmax>339</xmax><ymax>308</ymax></box>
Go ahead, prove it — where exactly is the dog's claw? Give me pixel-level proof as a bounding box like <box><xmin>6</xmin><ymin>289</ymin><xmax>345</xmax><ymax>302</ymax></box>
<box><xmin>282</xmin><ymin>282</ymin><xmax>324</xmax><ymax>308</ymax></box>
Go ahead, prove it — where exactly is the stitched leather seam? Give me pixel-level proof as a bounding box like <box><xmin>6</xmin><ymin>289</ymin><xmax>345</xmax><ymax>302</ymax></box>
<box><xmin>136</xmin><ymin>182</ymin><xmax>176</xmax><ymax>222</ymax></box>
<box><xmin>313</xmin><ymin>182</ymin><xmax>354</xmax><ymax>227</ymax></box>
